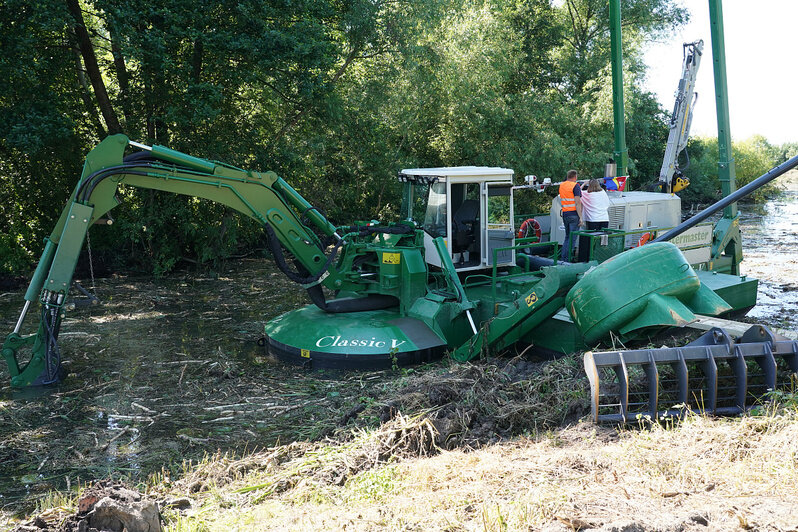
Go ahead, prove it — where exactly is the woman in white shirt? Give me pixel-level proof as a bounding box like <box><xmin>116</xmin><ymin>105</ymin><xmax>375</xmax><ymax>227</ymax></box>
<box><xmin>581</xmin><ymin>179</ymin><xmax>610</xmax><ymax>230</ymax></box>
<box><xmin>577</xmin><ymin>179</ymin><xmax>610</xmax><ymax>261</ymax></box>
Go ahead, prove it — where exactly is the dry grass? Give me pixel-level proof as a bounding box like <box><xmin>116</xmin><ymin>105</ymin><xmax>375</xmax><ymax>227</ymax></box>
<box><xmin>171</xmin><ymin>413</ymin><xmax>439</xmax><ymax>504</ymax></box>
<box><xmin>155</xmin><ymin>399</ymin><xmax>798</xmax><ymax>531</ymax></box>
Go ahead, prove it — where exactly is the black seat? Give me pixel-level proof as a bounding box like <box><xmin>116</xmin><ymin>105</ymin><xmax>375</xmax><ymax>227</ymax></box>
<box><xmin>452</xmin><ymin>199</ymin><xmax>479</xmax><ymax>253</ymax></box>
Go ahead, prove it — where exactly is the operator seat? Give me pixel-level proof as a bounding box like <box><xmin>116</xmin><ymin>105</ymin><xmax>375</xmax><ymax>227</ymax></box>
<box><xmin>452</xmin><ymin>199</ymin><xmax>479</xmax><ymax>255</ymax></box>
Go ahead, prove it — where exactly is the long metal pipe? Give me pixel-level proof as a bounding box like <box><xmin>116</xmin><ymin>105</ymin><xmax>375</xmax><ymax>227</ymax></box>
<box><xmin>609</xmin><ymin>0</ymin><xmax>628</xmax><ymax>177</ymax></box>
<box><xmin>653</xmin><ymin>154</ymin><xmax>798</xmax><ymax>243</ymax></box>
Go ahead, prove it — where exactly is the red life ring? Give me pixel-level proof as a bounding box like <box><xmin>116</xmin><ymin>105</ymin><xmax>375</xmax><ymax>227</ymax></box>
<box><xmin>637</xmin><ymin>232</ymin><xmax>653</xmax><ymax>247</ymax></box>
<box><xmin>517</xmin><ymin>218</ymin><xmax>542</xmax><ymax>241</ymax></box>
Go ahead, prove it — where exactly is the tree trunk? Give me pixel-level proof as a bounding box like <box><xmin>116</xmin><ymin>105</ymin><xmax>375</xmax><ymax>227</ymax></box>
<box><xmin>70</xmin><ymin>32</ymin><xmax>106</xmax><ymax>138</ymax></box>
<box><xmin>66</xmin><ymin>0</ymin><xmax>122</xmax><ymax>135</ymax></box>
<box><xmin>192</xmin><ymin>39</ymin><xmax>203</xmax><ymax>84</ymax></box>
<box><xmin>108</xmin><ymin>19</ymin><xmax>133</xmax><ymax>133</ymax></box>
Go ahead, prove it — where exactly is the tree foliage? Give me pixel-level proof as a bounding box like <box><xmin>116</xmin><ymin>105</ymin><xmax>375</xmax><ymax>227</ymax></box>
<box><xmin>681</xmin><ymin>135</ymin><xmax>783</xmax><ymax>206</ymax></box>
<box><xmin>10</xmin><ymin>0</ymin><xmax>774</xmax><ymax>277</ymax></box>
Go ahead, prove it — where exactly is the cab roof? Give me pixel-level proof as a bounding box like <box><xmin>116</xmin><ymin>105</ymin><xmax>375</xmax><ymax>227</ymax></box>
<box><xmin>399</xmin><ymin>166</ymin><xmax>514</xmax><ymax>182</ymax></box>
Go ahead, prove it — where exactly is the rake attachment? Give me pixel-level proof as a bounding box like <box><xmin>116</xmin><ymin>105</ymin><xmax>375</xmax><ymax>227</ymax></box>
<box><xmin>584</xmin><ymin>325</ymin><xmax>798</xmax><ymax>423</ymax></box>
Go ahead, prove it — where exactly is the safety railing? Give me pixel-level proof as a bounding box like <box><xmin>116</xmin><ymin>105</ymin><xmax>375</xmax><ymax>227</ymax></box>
<box><xmin>570</xmin><ymin>227</ymin><xmax>660</xmax><ymax>263</ymax></box>
<box><xmin>570</xmin><ymin>222</ymin><xmax>715</xmax><ymax>264</ymax></box>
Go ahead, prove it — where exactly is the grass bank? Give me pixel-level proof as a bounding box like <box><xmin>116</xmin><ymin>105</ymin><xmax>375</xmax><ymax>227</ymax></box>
<box><xmin>4</xmin><ymin>255</ymin><xmax>798</xmax><ymax>531</ymax></box>
<box><xmin>158</xmin><ymin>398</ymin><xmax>798</xmax><ymax>531</ymax></box>
<box><xmin>10</xmin><ymin>370</ymin><xmax>798</xmax><ymax>531</ymax></box>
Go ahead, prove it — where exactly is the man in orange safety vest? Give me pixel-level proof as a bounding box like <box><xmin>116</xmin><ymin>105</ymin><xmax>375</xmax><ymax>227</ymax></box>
<box><xmin>558</xmin><ymin>169</ymin><xmax>583</xmax><ymax>261</ymax></box>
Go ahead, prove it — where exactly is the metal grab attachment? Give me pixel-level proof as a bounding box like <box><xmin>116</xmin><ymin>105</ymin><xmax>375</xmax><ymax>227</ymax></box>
<box><xmin>584</xmin><ymin>326</ymin><xmax>798</xmax><ymax>423</ymax></box>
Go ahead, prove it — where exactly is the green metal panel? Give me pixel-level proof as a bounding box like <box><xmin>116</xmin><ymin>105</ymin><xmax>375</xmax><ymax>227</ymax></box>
<box><xmin>452</xmin><ymin>262</ymin><xmax>592</xmax><ymax>361</ymax></box>
<box><xmin>46</xmin><ymin>135</ymin><xmax>126</xmax><ymax>240</ymax></box>
<box><xmin>609</xmin><ymin>0</ymin><xmax>629</xmax><ymax>176</ymax></box>
<box><xmin>524</xmin><ymin>308</ymin><xmax>587</xmax><ymax>355</ymax></box>
<box><xmin>81</xmin><ymin>135</ymin><xmax>127</xmax><ymax>224</ymax></box>
<box><xmin>399</xmin><ymin>248</ymin><xmax>428</xmax><ymax>316</ymax></box>
<box><xmin>566</xmin><ymin>243</ymin><xmax>731</xmax><ymax>344</ymax></box>
<box><xmin>263</xmin><ymin>305</ymin><xmax>447</xmax><ymax>369</ymax></box>
<box><xmin>46</xmin><ymin>202</ymin><xmax>94</xmax><ymax>294</ymax></box>
<box><xmin>696</xmin><ymin>270</ymin><xmax>758</xmax><ymax>313</ymax></box>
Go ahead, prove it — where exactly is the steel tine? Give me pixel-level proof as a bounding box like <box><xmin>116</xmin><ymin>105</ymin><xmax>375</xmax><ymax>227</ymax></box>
<box><xmin>645</xmin><ymin>352</ymin><xmax>659</xmax><ymax>418</ymax></box>
<box><xmin>584</xmin><ymin>352</ymin><xmax>601</xmax><ymax>424</ymax></box>
<box><xmin>759</xmin><ymin>342</ymin><xmax>778</xmax><ymax>392</ymax></box>
<box><xmin>673</xmin><ymin>348</ymin><xmax>689</xmax><ymax>405</ymax></box>
<box><xmin>784</xmin><ymin>341</ymin><xmax>798</xmax><ymax>375</ymax></box>
<box><xmin>731</xmin><ymin>345</ymin><xmax>748</xmax><ymax>412</ymax></box>
<box><xmin>739</xmin><ymin>326</ymin><xmax>779</xmax><ymax>391</ymax></box>
<box><xmin>613</xmin><ymin>353</ymin><xmax>629</xmax><ymax>421</ymax></box>
<box><xmin>701</xmin><ymin>346</ymin><xmax>718</xmax><ymax>413</ymax></box>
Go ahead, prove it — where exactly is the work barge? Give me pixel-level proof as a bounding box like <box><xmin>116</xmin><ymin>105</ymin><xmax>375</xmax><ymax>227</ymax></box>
<box><xmin>3</xmin><ymin>0</ymin><xmax>798</xmax><ymax>424</ymax></box>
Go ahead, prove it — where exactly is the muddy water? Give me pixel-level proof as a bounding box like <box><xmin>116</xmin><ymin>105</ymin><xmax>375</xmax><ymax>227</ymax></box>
<box><xmin>0</xmin><ymin>263</ymin><xmax>396</xmax><ymax>521</ymax></box>
<box><xmin>739</xmin><ymin>170</ymin><xmax>798</xmax><ymax>332</ymax></box>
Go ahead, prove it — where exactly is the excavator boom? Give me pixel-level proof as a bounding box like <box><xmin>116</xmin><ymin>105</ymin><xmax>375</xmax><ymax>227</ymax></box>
<box><xmin>2</xmin><ymin>135</ymin><xmax>423</xmax><ymax>386</ymax></box>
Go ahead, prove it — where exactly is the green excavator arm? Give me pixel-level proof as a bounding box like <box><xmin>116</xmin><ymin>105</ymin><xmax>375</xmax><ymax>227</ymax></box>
<box><xmin>3</xmin><ymin>134</ymin><xmax>422</xmax><ymax>387</ymax></box>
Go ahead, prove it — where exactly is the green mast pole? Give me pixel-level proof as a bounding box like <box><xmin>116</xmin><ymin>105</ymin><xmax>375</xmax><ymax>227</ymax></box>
<box><xmin>609</xmin><ymin>0</ymin><xmax>628</xmax><ymax>177</ymax></box>
<box><xmin>707</xmin><ymin>0</ymin><xmax>742</xmax><ymax>274</ymax></box>
<box><xmin>708</xmin><ymin>0</ymin><xmax>737</xmax><ymax>218</ymax></box>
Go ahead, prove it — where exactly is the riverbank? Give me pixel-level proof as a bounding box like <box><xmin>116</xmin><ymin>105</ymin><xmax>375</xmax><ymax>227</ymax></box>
<box><xmin>156</xmin><ymin>404</ymin><xmax>798</xmax><ymax>530</ymax></box>
<box><xmin>9</xmin><ymin>388</ymin><xmax>798</xmax><ymax>530</ymax></box>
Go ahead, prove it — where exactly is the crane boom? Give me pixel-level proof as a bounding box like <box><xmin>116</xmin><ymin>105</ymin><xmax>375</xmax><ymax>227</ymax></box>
<box><xmin>659</xmin><ymin>40</ymin><xmax>704</xmax><ymax>192</ymax></box>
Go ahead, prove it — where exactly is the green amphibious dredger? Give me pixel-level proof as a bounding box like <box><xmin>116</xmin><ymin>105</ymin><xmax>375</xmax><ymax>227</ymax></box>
<box><xmin>4</xmin><ymin>0</ymin><xmax>798</xmax><ymax>423</ymax></box>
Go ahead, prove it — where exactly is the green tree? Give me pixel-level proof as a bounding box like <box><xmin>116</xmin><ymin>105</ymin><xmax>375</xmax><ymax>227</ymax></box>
<box><xmin>0</xmin><ymin>0</ymin><xmax>90</xmax><ymax>274</ymax></box>
<box><xmin>681</xmin><ymin>135</ymin><xmax>781</xmax><ymax>205</ymax></box>
<box><xmin>0</xmin><ymin>0</ymin><xmax>702</xmax><ymax>277</ymax></box>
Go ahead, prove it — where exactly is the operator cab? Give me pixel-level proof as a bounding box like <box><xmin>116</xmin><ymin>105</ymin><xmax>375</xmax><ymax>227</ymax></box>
<box><xmin>399</xmin><ymin>167</ymin><xmax>515</xmax><ymax>271</ymax></box>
